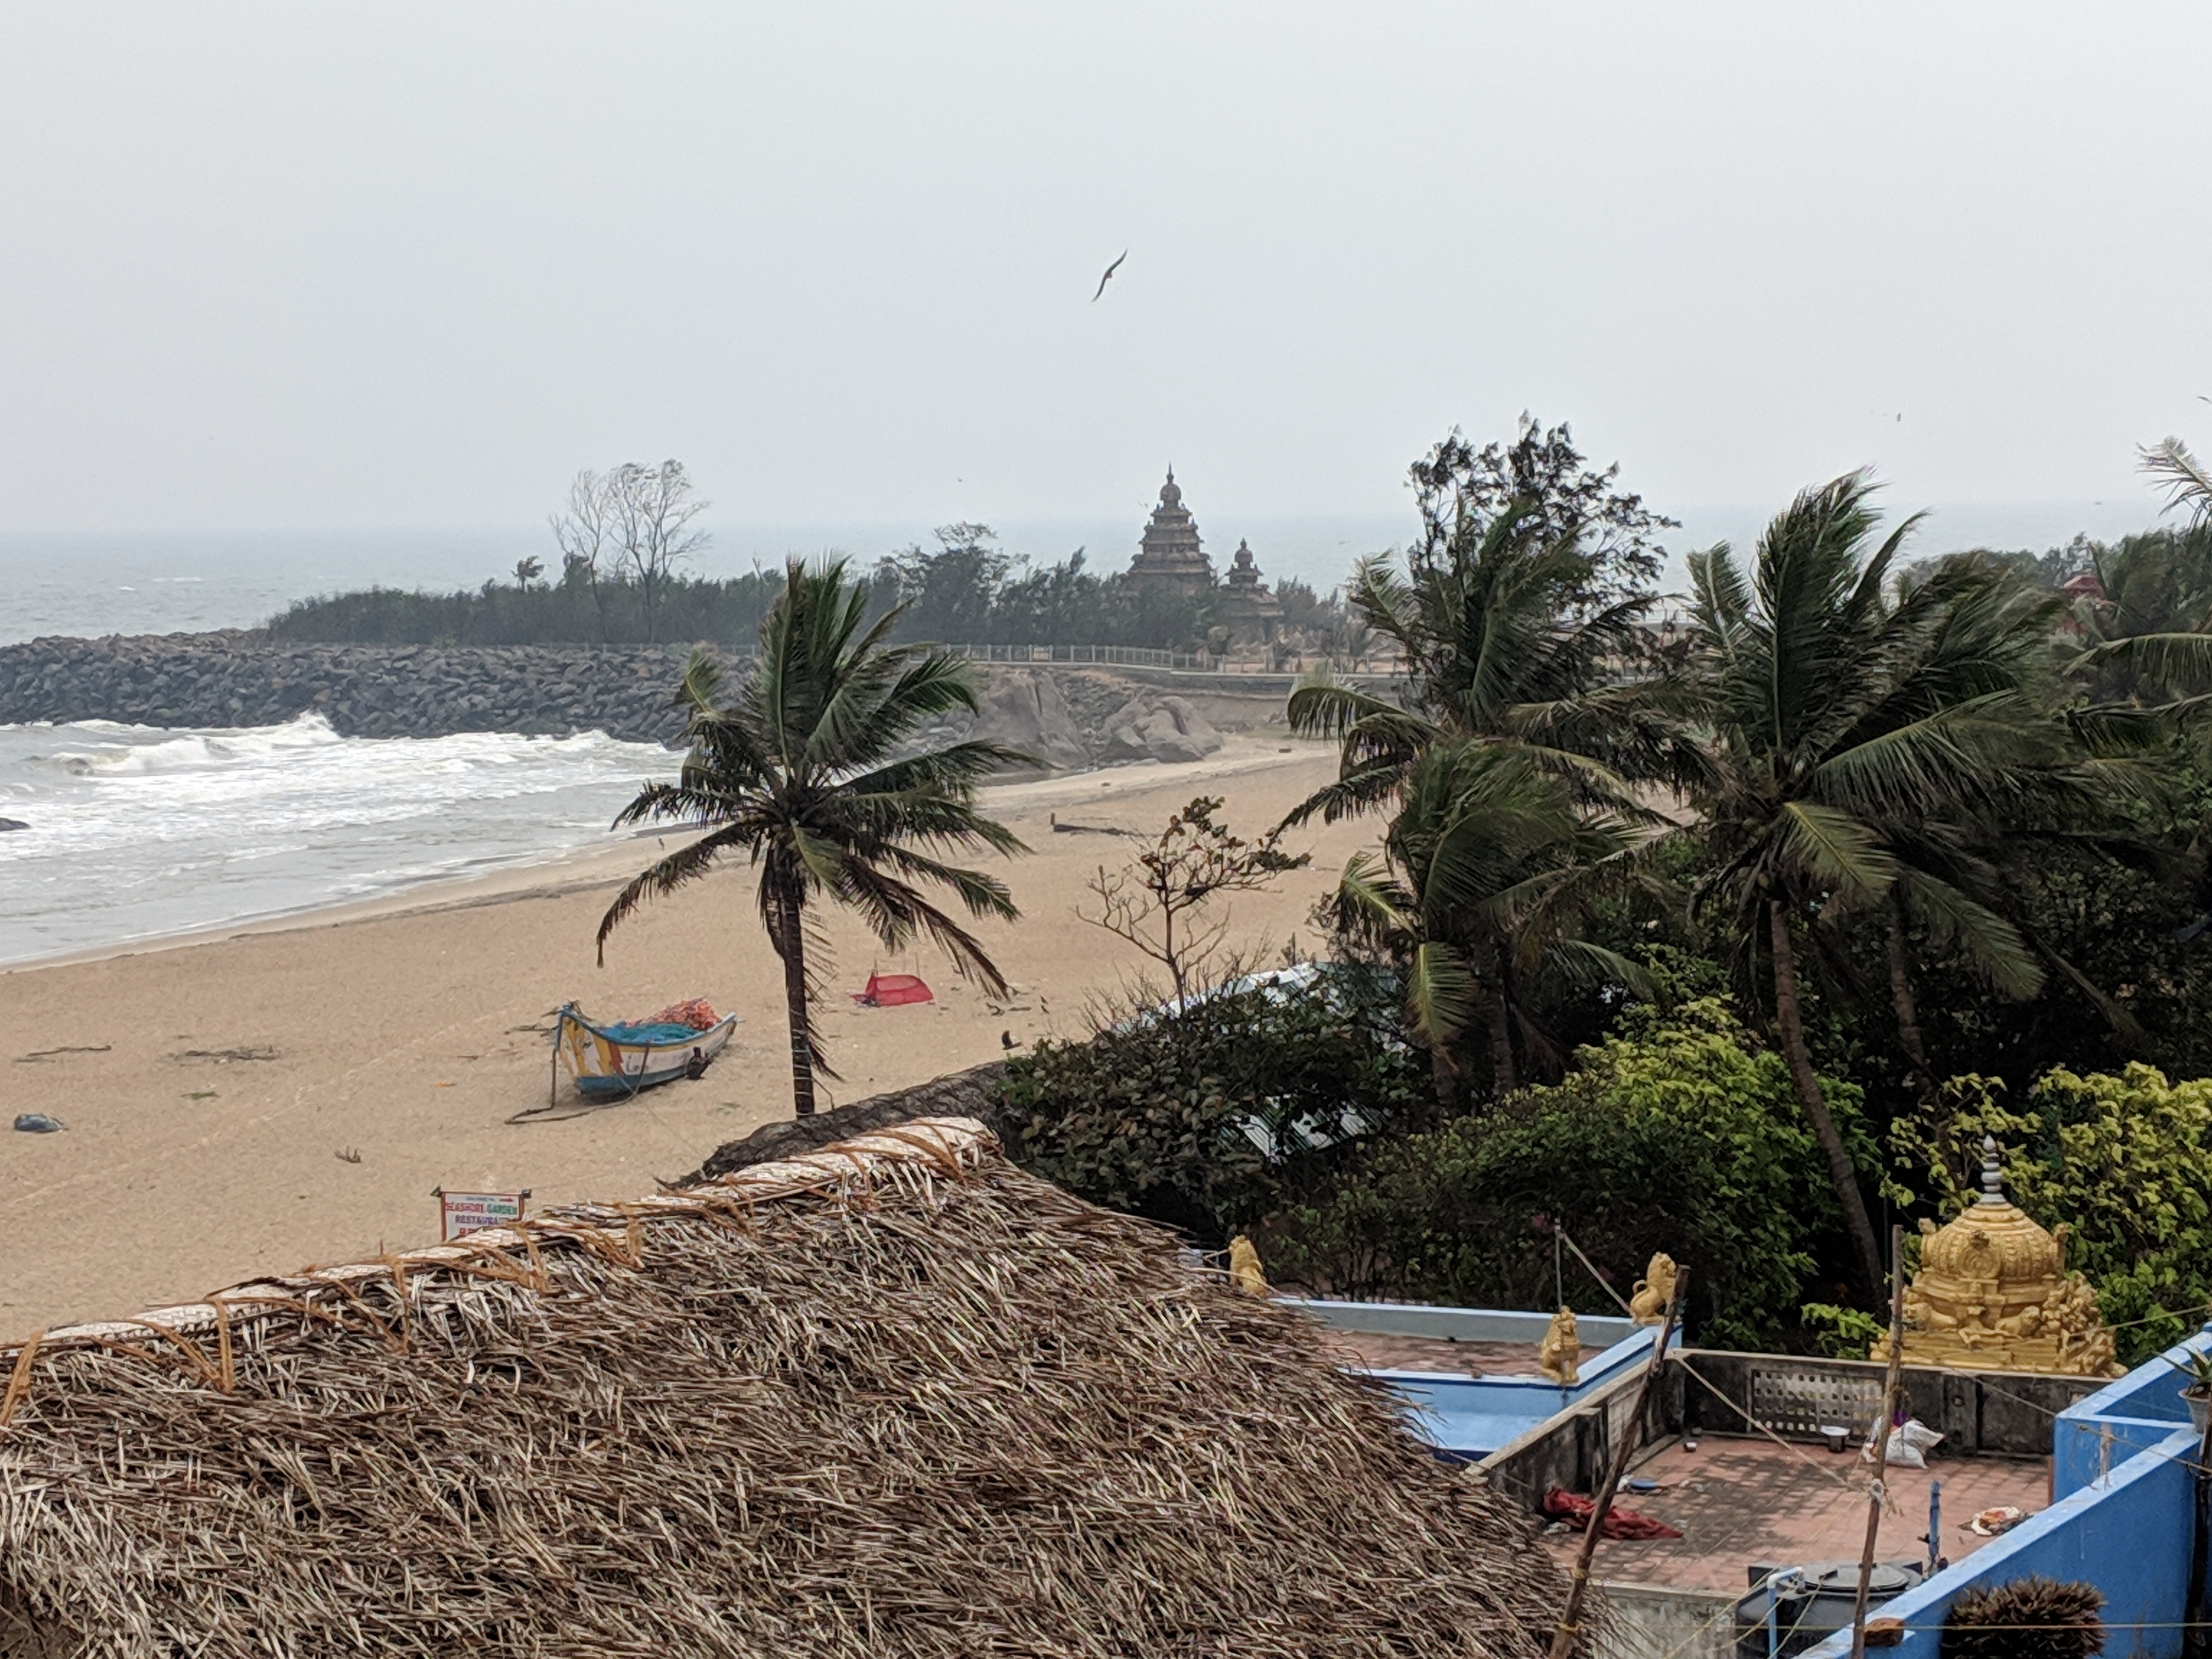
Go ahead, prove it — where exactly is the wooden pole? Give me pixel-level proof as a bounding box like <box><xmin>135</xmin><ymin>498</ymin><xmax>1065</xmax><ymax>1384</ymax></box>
<box><xmin>2186</xmin><ymin>1346</ymin><xmax>2212</xmax><ymax>1659</ymax></box>
<box><xmin>1849</xmin><ymin>1224</ymin><xmax>1908</xmax><ymax>1659</ymax></box>
<box><xmin>1547</xmin><ymin>1269</ymin><xmax>1686</xmax><ymax>1659</ymax></box>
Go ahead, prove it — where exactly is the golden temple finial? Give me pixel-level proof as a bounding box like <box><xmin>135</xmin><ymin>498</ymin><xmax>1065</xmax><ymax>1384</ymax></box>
<box><xmin>1537</xmin><ymin>1307</ymin><xmax>1582</xmax><ymax>1385</ymax></box>
<box><xmin>1227</xmin><ymin>1235</ymin><xmax>1269</xmax><ymax>1297</ymax></box>
<box><xmin>1872</xmin><ymin>1137</ymin><xmax>2122</xmax><ymax>1378</ymax></box>
<box><xmin>1629</xmin><ymin>1254</ymin><xmax>1678</xmax><ymax>1325</ymax></box>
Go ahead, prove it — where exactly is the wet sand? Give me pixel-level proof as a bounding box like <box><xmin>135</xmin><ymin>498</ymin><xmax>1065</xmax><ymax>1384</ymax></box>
<box><xmin>0</xmin><ymin>736</ymin><xmax>1372</xmax><ymax>1337</ymax></box>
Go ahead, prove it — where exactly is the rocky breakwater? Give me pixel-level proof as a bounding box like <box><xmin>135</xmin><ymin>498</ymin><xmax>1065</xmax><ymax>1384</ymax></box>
<box><xmin>0</xmin><ymin>634</ymin><xmax>695</xmax><ymax>744</ymax></box>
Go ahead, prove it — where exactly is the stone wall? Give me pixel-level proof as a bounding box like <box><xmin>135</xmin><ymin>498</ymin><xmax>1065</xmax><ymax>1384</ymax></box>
<box><xmin>0</xmin><ymin>634</ymin><xmax>695</xmax><ymax>743</ymax></box>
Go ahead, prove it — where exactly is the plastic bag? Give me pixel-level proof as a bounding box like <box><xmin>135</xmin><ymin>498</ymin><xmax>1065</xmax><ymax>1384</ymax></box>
<box><xmin>1864</xmin><ymin>1415</ymin><xmax>1943</xmax><ymax>1468</ymax></box>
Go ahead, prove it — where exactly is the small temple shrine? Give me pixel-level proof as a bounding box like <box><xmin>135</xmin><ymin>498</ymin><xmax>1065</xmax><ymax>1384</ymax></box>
<box><xmin>1222</xmin><ymin>539</ymin><xmax>1284</xmax><ymax>644</ymax></box>
<box><xmin>1126</xmin><ymin>470</ymin><xmax>1215</xmax><ymax>596</ymax></box>
<box><xmin>1871</xmin><ymin>1138</ymin><xmax>2122</xmax><ymax>1377</ymax></box>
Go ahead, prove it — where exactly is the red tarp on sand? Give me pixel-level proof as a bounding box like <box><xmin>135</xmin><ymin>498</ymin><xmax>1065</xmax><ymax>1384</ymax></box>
<box><xmin>853</xmin><ymin>973</ymin><xmax>934</xmax><ymax>1007</ymax></box>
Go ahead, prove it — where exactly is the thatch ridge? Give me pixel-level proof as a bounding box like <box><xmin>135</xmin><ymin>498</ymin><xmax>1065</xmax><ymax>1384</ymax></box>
<box><xmin>0</xmin><ymin>1118</ymin><xmax>1570</xmax><ymax>1657</ymax></box>
<box><xmin>686</xmin><ymin>1062</ymin><xmax>1009</xmax><ymax>1184</ymax></box>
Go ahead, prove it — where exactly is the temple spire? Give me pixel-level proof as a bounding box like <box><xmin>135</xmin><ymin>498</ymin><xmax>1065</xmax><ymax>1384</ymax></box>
<box><xmin>1127</xmin><ymin>467</ymin><xmax>1210</xmax><ymax>594</ymax></box>
<box><xmin>1978</xmin><ymin>1135</ymin><xmax>2006</xmax><ymax>1206</ymax></box>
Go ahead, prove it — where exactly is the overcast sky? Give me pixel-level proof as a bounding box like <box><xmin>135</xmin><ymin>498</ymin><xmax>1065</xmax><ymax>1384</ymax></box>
<box><xmin>3</xmin><ymin>3</ymin><xmax>2210</xmax><ymax>540</ymax></box>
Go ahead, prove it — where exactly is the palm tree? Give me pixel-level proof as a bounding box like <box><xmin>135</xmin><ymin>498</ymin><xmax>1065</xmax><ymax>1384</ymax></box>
<box><xmin>596</xmin><ymin>559</ymin><xmax>1026</xmax><ymax>1116</ymax></box>
<box><xmin>1323</xmin><ymin>741</ymin><xmax>1650</xmax><ymax>1101</ymax></box>
<box><xmin>2143</xmin><ymin>435</ymin><xmax>2212</xmax><ymax>532</ymax></box>
<box><xmin>1683</xmin><ymin>473</ymin><xmax>2101</xmax><ymax>1294</ymax></box>
<box><xmin>1283</xmin><ymin>507</ymin><xmax>1681</xmax><ymax>826</ymax></box>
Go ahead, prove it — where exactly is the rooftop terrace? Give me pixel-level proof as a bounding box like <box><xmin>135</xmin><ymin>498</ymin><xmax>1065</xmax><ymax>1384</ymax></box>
<box><xmin>1543</xmin><ymin>1436</ymin><xmax>2049</xmax><ymax>1598</ymax></box>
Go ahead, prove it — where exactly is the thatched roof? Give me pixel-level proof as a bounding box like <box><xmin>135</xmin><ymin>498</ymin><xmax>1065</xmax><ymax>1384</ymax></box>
<box><xmin>0</xmin><ymin>1120</ymin><xmax>1568</xmax><ymax>1658</ymax></box>
<box><xmin>689</xmin><ymin>1062</ymin><xmax>1008</xmax><ymax>1181</ymax></box>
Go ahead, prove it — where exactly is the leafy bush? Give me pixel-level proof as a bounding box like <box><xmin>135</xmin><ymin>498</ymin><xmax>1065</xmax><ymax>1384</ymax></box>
<box><xmin>1267</xmin><ymin>1000</ymin><xmax>1867</xmax><ymax>1347</ymax></box>
<box><xmin>1886</xmin><ymin>1065</ymin><xmax>2212</xmax><ymax>1364</ymax></box>
<box><xmin>267</xmin><ymin>569</ymin><xmax>785</xmax><ymax>647</ymax></box>
<box><xmin>1799</xmin><ymin>1302</ymin><xmax>1884</xmax><ymax>1359</ymax></box>
<box><xmin>998</xmin><ymin>967</ymin><xmax>1427</xmax><ymax>1242</ymax></box>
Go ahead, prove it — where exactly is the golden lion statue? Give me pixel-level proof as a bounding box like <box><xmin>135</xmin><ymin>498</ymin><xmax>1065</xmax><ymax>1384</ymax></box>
<box><xmin>1538</xmin><ymin>1307</ymin><xmax>1582</xmax><ymax>1385</ymax></box>
<box><xmin>1629</xmin><ymin>1253</ymin><xmax>1678</xmax><ymax>1325</ymax></box>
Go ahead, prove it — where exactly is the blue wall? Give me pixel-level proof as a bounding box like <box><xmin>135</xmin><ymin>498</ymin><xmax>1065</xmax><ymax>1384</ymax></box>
<box><xmin>1371</xmin><ymin>1327</ymin><xmax>1667</xmax><ymax>1460</ymax></box>
<box><xmin>2054</xmin><ymin>1339</ymin><xmax>2203</xmax><ymax>1499</ymax></box>
<box><xmin>1803</xmin><ymin>1328</ymin><xmax>2212</xmax><ymax>1659</ymax></box>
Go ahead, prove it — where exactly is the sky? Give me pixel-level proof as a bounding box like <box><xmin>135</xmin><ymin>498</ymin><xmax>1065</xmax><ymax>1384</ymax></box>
<box><xmin>2</xmin><ymin>3</ymin><xmax>2210</xmax><ymax>552</ymax></box>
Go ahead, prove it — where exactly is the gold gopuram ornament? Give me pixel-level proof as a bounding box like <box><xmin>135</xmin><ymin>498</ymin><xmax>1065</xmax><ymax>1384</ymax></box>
<box><xmin>1871</xmin><ymin>1136</ymin><xmax>2123</xmax><ymax>1378</ymax></box>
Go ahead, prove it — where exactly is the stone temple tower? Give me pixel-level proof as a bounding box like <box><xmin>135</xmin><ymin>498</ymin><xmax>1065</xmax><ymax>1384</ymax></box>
<box><xmin>1126</xmin><ymin>470</ymin><xmax>1215</xmax><ymax>596</ymax></box>
<box><xmin>1222</xmin><ymin>539</ymin><xmax>1284</xmax><ymax>644</ymax></box>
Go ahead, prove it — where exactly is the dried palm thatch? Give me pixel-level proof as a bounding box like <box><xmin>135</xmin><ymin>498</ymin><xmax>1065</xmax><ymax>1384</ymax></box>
<box><xmin>1943</xmin><ymin>1575</ymin><xmax>2106</xmax><ymax>1658</ymax></box>
<box><xmin>0</xmin><ymin>1119</ymin><xmax>1572</xmax><ymax>1658</ymax></box>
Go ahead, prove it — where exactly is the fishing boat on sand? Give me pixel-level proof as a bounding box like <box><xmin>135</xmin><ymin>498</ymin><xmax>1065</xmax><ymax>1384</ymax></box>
<box><xmin>548</xmin><ymin>1000</ymin><xmax>738</xmax><ymax>1105</ymax></box>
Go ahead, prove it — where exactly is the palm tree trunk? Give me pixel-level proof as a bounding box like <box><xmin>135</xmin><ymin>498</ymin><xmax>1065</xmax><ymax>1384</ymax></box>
<box><xmin>778</xmin><ymin>908</ymin><xmax>817</xmax><ymax>1118</ymax></box>
<box><xmin>1486</xmin><ymin>986</ymin><xmax>1517</xmax><ymax>1098</ymax></box>
<box><xmin>1886</xmin><ymin>897</ymin><xmax>1934</xmax><ymax>1099</ymax></box>
<box><xmin>1430</xmin><ymin>1045</ymin><xmax>1462</xmax><ymax>1116</ymax></box>
<box><xmin>1769</xmin><ymin>900</ymin><xmax>1884</xmax><ymax>1297</ymax></box>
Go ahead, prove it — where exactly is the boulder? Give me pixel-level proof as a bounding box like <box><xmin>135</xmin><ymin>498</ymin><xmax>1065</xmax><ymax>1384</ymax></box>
<box><xmin>964</xmin><ymin>672</ymin><xmax>1090</xmax><ymax>772</ymax></box>
<box><xmin>1101</xmin><ymin>692</ymin><xmax>1224</xmax><ymax>765</ymax></box>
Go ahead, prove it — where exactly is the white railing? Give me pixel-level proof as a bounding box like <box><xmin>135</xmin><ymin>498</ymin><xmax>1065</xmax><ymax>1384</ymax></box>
<box><xmin>943</xmin><ymin>642</ymin><xmax>1225</xmax><ymax>670</ymax></box>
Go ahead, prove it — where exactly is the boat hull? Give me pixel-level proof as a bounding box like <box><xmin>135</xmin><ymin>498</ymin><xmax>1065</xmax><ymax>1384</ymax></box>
<box><xmin>557</xmin><ymin>1009</ymin><xmax>739</xmax><ymax>1101</ymax></box>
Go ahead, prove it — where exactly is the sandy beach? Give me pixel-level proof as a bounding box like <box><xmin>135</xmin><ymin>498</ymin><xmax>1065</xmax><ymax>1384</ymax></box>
<box><xmin>0</xmin><ymin>736</ymin><xmax>1372</xmax><ymax>1337</ymax></box>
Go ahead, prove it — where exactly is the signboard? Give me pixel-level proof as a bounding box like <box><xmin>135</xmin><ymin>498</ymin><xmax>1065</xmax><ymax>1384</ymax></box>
<box><xmin>435</xmin><ymin>1187</ymin><xmax>530</xmax><ymax>1242</ymax></box>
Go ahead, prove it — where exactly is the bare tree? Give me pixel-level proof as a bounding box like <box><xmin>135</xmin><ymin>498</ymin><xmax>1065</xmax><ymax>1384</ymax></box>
<box><xmin>609</xmin><ymin>460</ymin><xmax>712</xmax><ymax>643</ymax></box>
<box><xmin>549</xmin><ymin>470</ymin><xmax>617</xmax><ymax>642</ymax></box>
<box><xmin>1082</xmin><ymin>796</ymin><xmax>1310</xmax><ymax>1008</ymax></box>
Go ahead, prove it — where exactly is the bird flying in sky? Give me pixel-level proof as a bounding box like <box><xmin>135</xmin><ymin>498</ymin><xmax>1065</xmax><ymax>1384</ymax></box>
<box><xmin>1092</xmin><ymin>250</ymin><xmax>1126</xmax><ymax>302</ymax></box>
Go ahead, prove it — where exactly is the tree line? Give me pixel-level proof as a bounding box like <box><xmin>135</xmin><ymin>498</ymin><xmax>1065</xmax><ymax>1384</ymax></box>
<box><xmin>263</xmin><ymin>472</ymin><xmax>1350</xmax><ymax>655</ymax></box>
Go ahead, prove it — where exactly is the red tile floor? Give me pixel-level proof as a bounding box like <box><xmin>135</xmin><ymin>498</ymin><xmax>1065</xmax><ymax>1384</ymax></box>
<box><xmin>1543</xmin><ymin>1437</ymin><xmax>2053</xmax><ymax>1595</ymax></box>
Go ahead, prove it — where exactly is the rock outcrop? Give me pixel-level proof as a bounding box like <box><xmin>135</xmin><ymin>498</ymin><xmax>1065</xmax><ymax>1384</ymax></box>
<box><xmin>968</xmin><ymin>672</ymin><xmax>1090</xmax><ymax>771</ymax></box>
<box><xmin>1101</xmin><ymin>692</ymin><xmax>1224</xmax><ymax>764</ymax></box>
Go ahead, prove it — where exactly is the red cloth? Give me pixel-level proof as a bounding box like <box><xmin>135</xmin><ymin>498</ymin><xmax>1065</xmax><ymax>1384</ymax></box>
<box><xmin>853</xmin><ymin>973</ymin><xmax>934</xmax><ymax>1007</ymax></box>
<box><xmin>1541</xmin><ymin>1488</ymin><xmax>1683</xmax><ymax>1539</ymax></box>
<box><xmin>645</xmin><ymin>998</ymin><xmax>720</xmax><ymax>1031</ymax></box>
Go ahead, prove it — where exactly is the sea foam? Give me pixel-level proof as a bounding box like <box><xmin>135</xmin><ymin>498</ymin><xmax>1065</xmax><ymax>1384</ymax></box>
<box><xmin>0</xmin><ymin>714</ymin><xmax>673</xmax><ymax>964</ymax></box>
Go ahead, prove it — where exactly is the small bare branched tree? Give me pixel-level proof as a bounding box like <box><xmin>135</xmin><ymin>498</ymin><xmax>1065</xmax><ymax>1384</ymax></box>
<box><xmin>549</xmin><ymin>470</ymin><xmax>617</xmax><ymax>641</ymax></box>
<box><xmin>610</xmin><ymin>460</ymin><xmax>711</xmax><ymax>642</ymax></box>
<box><xmin>547</xmin><ymin>461</ymin><xmax>710</xmax><ymax>642</ymax></box>
<box><xmin>1082</xmin><ymin>795</ymin><xmax>1310</xmax><ymax>1008</ymax></box>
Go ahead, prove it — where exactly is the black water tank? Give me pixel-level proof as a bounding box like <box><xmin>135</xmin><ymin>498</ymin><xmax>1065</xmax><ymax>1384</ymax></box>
<box><xmin>1734</xmin><ymin>1560</ymin><xmax>1925</xmax><ymax>1656</ymax></box>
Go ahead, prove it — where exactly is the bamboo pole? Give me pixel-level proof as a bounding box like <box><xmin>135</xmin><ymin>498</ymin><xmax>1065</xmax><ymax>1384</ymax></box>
<box><xmin>1849</xmin><ymin>1224</ymin><xmax>1908</xmax><ymax>1659</ymax></box>
<box><xmin>1547</xmin><ymin>1270</ymin><xmax>1686</xmax><ymax>1659</ymax></box>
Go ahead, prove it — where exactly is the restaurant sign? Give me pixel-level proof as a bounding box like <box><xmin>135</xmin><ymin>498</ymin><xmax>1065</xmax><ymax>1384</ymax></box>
<box><xmin>434</xmin><ymin>1187</ymin><xmax>531</xmax><ymax>1242</ymax></box>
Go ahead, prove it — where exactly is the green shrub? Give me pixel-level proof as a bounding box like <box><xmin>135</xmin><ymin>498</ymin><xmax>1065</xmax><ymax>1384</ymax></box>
<box><xmin>1887</xmin><ymin>1065</ymin><xmax>2212</xmax><ymax>1365</ymax></box>
<box><xmin>1799</xmin><ymin>1302</ymin><xmax>1884</xmax><ymax>1359</ymax></box>
<box><xmin>997</xmin><ymin>968</ymin><xmax>1427</xmax><ymax>1242</ymax></box>
<box><xmin>1267</xmin><ymin>1000</ymin><xmax>1865</xmax><ymax>1347</ymax></box>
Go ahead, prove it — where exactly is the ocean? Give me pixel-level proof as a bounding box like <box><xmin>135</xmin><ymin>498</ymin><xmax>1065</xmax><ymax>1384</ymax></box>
<box><xmin>0</xmin><ymin>714</ymin><xmax>668</xmax><ymax>966</ymax></box>
<box><xmin>0</xmin><ymin>501</ymin><xmax>2157</xmax><ymax>966</ymax></box>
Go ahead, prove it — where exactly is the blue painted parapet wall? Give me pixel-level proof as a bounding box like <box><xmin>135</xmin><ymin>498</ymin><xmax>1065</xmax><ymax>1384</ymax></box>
<box><xmin>1279</xmin><ymin>1299</ymin><xmax>1664</xmax><ymax>1460</ymax></box>
<box><xmin>1801</xmin><ymin>1325</ymin><xmax>2212</xmax><ymax>1659</ymax></box>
